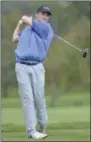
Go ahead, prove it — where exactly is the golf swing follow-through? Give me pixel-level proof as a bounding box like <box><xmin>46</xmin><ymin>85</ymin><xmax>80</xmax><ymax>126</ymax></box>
<box><xmin>12</xmin><ymin>5</ymin><xmax>88</xmax><ymax>140</ymax></box>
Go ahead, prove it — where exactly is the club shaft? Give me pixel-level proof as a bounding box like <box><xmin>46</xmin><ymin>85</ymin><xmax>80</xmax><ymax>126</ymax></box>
<box><xmin>54</xmin><ymin>34</ymin><xmax>82</xmax><ymax>52</ymax></box>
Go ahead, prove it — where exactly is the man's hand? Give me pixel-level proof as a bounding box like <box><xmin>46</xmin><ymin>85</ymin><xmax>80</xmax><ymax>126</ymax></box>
<box><xmin>12</xmin><ymin>16</ymin><xmax>32</xmax><ymax>42</ymax></box>
<box><xmin>18</xmin><ymin>20</ymin><xmax>23</xmax><ymax>25</ymax></box>
<box><xmin>21</xmin><ymin>15</ymin><xmax>32</xmax><ymax>25</ymax></box>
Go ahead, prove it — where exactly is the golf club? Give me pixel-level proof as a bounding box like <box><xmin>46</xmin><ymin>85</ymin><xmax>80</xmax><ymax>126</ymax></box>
<box><xmin>54</xmin><ymin>34</ymin><xmax>88</xmax><ymax>58</ymax></box>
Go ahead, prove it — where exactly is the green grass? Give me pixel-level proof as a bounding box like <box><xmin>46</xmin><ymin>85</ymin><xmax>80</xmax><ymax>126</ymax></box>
<box><xmin>2</xmin><ymin>106</ymin><xmax>90</xmax><ymax>141</ymax></box>
<box><xmin>2</xmin><ymin>122</ymin><xmax>90</xmax><ymax>133</ymax></box>
<box><xmin>2</xmin><ymin>106</ymin><xmax>90</xmax><ymax>124</ymax></box>
<box><xmin>2</xmin><ymin>92</ymin><xmax>90</xmax><ymax>108</ymax></box>
<box><xmin>2</xmin><ymin>130</ymin><xmax>90</xmax><ymax>141</ymax></box>
<box><xmin>1</xmin><ymin>93</ymin><xmax>90</xmax><ymax>141</ymax></box>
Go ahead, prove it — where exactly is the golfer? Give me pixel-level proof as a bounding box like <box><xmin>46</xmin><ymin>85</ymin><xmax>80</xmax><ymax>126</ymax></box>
<box><xmin>12</xmin><ymin>5</ymin><xmax>54</xmax><ymax>139</ymax></box>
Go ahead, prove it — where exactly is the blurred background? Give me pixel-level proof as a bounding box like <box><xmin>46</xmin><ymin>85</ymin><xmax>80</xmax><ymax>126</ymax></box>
<box><xmin>1</xmin><ymin>1</ymin><xmax>90</xmax><ymax>141</ymax></box>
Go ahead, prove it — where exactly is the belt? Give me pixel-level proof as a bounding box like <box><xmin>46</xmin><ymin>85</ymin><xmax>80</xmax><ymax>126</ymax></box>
<box><xmin>17</xmin><ymin>62</ymin><xmax>38</xmax><ymax>66</ymax></box>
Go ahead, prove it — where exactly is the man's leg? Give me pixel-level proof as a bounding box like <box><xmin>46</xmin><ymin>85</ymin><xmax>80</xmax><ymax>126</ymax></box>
<box><xmin>15</xmin><ymin>63</ymin><xmax>36</xmax><ymax>137</ymax></box>
<box><xmin>31</xmin><ymin>63</ymin><xmax>48</xmax><ymax>133</ymax></box>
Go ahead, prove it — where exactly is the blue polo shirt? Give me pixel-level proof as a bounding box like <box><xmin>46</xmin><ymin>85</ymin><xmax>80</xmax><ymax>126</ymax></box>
<box><xmin>15</xmin><ymin>19</ymin><xmax>54</xmax><ymax>63</ymax></box>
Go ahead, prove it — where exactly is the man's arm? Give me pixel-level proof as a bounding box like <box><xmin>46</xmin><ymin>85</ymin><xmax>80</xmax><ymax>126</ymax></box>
<box><xmin>12</xmin><ymin>16</ymin><xmax>32</xmax><ymax>42</ymax></box>
<box><xmin>12</xmin><ymin>20</ymin><xmax>23</xmax><ymax>42</ymax></box>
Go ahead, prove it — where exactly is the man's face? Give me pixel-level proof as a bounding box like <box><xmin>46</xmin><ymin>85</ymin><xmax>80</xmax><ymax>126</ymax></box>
<box><xmin>36</xmin><ymin>12</ymin><xmax>50</xmax><ymax>21</ymax></box>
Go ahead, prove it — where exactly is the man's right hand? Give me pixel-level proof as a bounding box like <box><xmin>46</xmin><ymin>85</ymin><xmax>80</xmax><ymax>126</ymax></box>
<box><xmin>21</xmin><ymin>15</ymin><xmax>32</xmax><ymax>25</ymax></box>
<box><xmin>18</xmin><ymin>20</ymin><xmax>23</xmax><ymax>25</ymax></box>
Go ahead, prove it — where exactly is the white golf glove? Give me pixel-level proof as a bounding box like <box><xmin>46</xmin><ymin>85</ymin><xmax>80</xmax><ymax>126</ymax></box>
<box><xmin>18</xmin><ymin>20</ymin><xmax>23</xmax><ymax>25</ymax></box>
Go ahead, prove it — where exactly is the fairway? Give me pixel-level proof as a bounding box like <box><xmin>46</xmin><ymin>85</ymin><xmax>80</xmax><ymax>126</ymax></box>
<box><xmin>2</xmin><ymin>106</ymin><xmax>90</xmax><ymax>124</ymax></box>
<box><xmin>2</xmin><ymin>104</ymin><xmax>90</xmax><ymax>141</ymax></box>
<box><xmin>2</xmin><ymin>129</ymin><xmax>90</xmax><ymax>141</ymax></box>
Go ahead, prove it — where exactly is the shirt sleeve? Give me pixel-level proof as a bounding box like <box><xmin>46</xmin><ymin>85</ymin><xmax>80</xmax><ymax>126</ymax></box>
<box><xmin>31</xmin><ymin>20</ymin><xmax>49</xmax><ymax>38</ymax></box>
<box><xmin>18</xmin><ymin>17</ymin><xmax>32</xmax><ymax>37</ymax></box>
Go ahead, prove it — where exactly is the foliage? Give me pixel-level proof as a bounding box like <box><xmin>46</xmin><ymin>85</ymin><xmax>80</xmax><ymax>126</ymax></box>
<box><xmin>1</xmin><ymin>1</ymin><xmax>90</xmax><ymax>100</ymax></box>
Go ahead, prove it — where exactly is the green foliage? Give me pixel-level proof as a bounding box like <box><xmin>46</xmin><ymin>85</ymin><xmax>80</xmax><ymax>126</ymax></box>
<box><xmin>1</xmin><ymin>1</ymin><xmax>90</xmax><ymax>99</ymax></box>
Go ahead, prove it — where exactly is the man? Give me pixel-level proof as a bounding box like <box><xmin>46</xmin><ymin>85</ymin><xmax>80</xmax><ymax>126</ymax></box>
<box><xmin>12</xmin><ymin>5</ymin><xmax>54</xmax><ymax>139</ymax></box>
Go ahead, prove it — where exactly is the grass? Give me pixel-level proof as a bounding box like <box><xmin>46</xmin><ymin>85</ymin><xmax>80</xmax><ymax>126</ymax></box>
<box><xmin>2</xmin><ymin>92</ymin><xmax>90</xmax><ymax>108</ymax></box>
<box><xmin>1</xmin><ymin>92</ymin><xmax>90</xmax><ymax>141</ymax></box>
<box><xmin>2</xmin><ymin>130</ymin><xmax>90</xmax><ymax>141</ymax></box>
<box><xmin>2</xmin><ymin>106</ymin><xmax>90</xmax><ymax>124</ymax></box>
